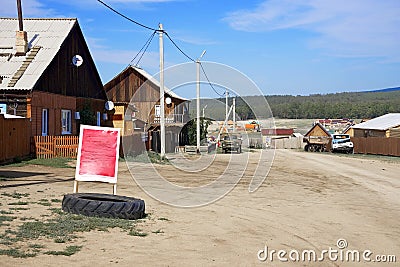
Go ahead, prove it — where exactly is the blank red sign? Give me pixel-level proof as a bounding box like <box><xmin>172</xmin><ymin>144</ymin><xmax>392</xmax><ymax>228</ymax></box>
<box><xmin>76</xmin><ymin>126</ymin><xmax>120</xmax><ymax>183</ymax></box>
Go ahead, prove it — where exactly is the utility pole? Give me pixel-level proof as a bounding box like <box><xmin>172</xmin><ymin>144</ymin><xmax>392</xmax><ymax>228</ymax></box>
<box><xmin>225</xmin><ymin>89</ymin><xmax>229</xmax><ymax>123</ymax></box>
<box><xmin>202</xmin><ymin>104</ymin><xmax>207</xmax><ymax>118</ymax></box>
<box><xmin>196</xmin><ymin>50</ymin><xmax>206</xmax><ymax>154</ymax></box>
<box><xmin>233</xmin><ymin>97</ymin><xmax>236</xmax><ymax>132</ymax></box>
<box><xmin>159</xmin><ymin>23</ymin><xmax>165</xmax><ymax>158</ymax></box>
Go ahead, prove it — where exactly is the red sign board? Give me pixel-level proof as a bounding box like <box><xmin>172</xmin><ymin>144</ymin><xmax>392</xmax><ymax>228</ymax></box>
<box><xmin>75</xmin><ymin>125</ymin><xmax>120</xmax><ymax>183</ymax></box>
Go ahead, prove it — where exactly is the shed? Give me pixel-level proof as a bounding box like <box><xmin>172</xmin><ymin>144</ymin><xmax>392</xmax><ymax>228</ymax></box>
<box><xmin>351</xmin><ymin>113</ymin><xmax>400</xmax><ymax>138</ymax></box>
<box><xmin>304</xmin><ymin>122</ymin><xmax>331</xmax><ymax>138</ymax></box>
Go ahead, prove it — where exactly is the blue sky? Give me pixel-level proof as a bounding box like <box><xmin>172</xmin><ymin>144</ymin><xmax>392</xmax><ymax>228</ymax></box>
<box><xmin>1</xmin><ymin>0</ymin><xmax>400</xmax><ymax>97</ymax></box>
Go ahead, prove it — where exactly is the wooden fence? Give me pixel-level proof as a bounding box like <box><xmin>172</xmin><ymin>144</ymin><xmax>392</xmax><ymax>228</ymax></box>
<box><xmin>0</xmin><ymin>114</ymin><xmax>31</xmax><ymax>163</ymax></box>
<box><xmin>34</xmin><ymin>136</ymin><xmax>79</xmax><ymax>159</ymax></box>
<box><xmin>351</xmin><ymin>137</ymin><xmax>400</xmax><ymax>157</ymax></box>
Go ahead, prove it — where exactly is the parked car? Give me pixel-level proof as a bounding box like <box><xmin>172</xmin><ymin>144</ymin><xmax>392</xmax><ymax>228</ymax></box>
<box><xmin>331</xmin><ymin>134</ymin><xmax>354</xmax><ymax>153</ymax></box>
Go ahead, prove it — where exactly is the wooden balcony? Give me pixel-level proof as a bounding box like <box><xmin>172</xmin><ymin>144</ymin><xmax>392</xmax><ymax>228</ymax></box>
<box><xmin>150</xmin><ymin>113</ymin><xmax>187</xmax><ymax>125</ymax></box>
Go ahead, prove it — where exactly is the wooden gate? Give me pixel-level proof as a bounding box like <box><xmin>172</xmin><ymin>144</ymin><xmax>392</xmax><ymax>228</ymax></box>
<box><xmin>34</xmin><ymin>136</ymin><xmax>79</xmax><ymax>159</ymax></box>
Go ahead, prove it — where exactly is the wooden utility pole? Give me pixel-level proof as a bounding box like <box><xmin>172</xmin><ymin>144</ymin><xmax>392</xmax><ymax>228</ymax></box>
<box><xmin>159</xmin><ymin>23</ymin><xmax>165</xmax><ymax>158</ymax></box>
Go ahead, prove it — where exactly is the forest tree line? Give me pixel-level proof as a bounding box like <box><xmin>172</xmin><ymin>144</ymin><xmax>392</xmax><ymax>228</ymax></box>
<box><xmin>194</xmin><ymin>89</ymin><xmax>400</xmax><ymax>120</ymax></box>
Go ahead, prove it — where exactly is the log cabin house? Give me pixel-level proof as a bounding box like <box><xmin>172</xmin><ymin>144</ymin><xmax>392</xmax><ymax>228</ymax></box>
<box><xmin>0</xmin><ymin>17</ymin><xmax>109</xmax><ymax>139</ymax></box>
<box><xmin>104</xmin><ymin>66</ymin><xmax>190</xmax><ymax>154</ymax></box>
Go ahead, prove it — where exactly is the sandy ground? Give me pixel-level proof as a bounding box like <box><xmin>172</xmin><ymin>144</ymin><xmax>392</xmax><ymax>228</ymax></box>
<box><xmin>0</xmin><ymin>149</ymin><xmax>399</xmax><ymax>266</ymax></box>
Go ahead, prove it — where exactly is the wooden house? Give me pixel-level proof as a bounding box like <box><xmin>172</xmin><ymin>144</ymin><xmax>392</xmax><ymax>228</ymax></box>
<box><xmin>0</xmin><ymin>17</ymin><xmax>109</xmax><ymax>138</ymax></box>
<box><xmin>104</xmin><ymin>66</ymin><xmax>190</xmax><ymax>154</ymax></box>
<box><xmin>351</xmin><ymin>113</ymin><xmax>400</xmax><ymax>138</ymax></box>
<box><xmin>350</xmin><ymin>113</ymin><xmax>400</xmax><ymax>156</ymax></box>
<box><xmin>303</xmin><ymin>122</ymin><xmax>332</xmax><ymax>151</ymax></box>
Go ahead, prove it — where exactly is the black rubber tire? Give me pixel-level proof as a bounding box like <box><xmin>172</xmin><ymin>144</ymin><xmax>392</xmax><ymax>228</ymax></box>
<box><xmin>62</xmin><ymin>193</ymin><xmax>145</xmax><ymax>220</ymax></box>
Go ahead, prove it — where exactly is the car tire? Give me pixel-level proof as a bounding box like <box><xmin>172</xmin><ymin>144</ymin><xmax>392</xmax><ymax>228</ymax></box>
<box><xmin>62</xmin><ymin>193</ymin><xmax>145</xmax><ymax>220</ymax></box>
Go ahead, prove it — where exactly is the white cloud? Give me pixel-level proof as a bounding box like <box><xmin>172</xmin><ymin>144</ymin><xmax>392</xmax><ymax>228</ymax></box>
<box><xmin>223</xmin><ymin>0</ymin><xmax>400</xmax><ymax>60</ymax></box>
<box><xmin>0</xmin><ymin>0</ymin><xmax>57</xmax><ymax>17</ymax></box>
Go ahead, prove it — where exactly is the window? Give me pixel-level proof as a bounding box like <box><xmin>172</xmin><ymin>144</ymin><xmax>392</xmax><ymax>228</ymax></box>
<box><xmin>61</xmin><ymin>109</ymin><xmax>72</xmax><ymax>134</ymax></box>
<box><xmin>155</xmin><ymin>105</ymin><xmax>161</xmax><ymax>117</ymax></box>
<box><xmin>42</xmin><ymin>109</ymin><xmax>48</xmax><ymax>136</ymax></box>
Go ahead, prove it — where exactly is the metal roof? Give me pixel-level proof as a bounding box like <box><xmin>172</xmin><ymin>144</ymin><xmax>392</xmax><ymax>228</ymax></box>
<box><xmin>0</xmin><ymin>18</ymin><xmax>76</xmax><ymax>90</ymax></box>
<box><xmin>352</xmin><ymin>113</ymin><xmax>400</xmax><ymax>130</ymax></box>
<box><xmin>131</xmin><ymin>66</ymin><xmax>188</xmax><ymax>101</ymax></box>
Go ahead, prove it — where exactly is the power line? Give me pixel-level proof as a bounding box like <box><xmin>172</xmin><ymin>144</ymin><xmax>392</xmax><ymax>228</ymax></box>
<box><xmin>164</xmin><ymin>32</ymin><xmax>195</xmax><ymax>62</ymax></box>
<box><xmin>97</xmin><ymin>0</ymin><xmax>228</xmax><ymax>98</ymax></box>
<box><xmin>129</xmin><ymin>30</ymin><xmax>157</xmax><ymax>67</ymax></box>
<box><xmin>97</xmin><ymin>0</ymin><xmax>158</xmax><ymax>31</ymax></box>
<box><xmin>200</xmin><ymin>63</ymin><xmax>225</xmax><ymax>97</ymax></box>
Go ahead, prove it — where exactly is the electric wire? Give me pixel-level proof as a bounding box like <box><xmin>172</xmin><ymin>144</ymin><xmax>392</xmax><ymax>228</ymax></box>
<box><xmin>164</xmin><ymin>32</ymin><xmax>195</xmax><ymax>62</ymax></box>
<box><xmin>98</xmin><ymin>0</ymin><xmax>227</xmax><ymax>98</ymax></box>
<box><xmin>200</xmin><ymin>63</ymin><xmax>225</xmax><ymax>97</ymax></box>
<box><xmin>129</xmin><ymin>30</ymin><xmax>157</xmax><ymax>67</ymax></box>
<box><xmin>97</xmin><ymin>0</ymin><xmax>158</xmax><ymax>31</ymax></box>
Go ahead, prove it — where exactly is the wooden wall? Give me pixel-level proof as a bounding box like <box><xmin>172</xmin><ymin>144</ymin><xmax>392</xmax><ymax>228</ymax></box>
<box><xmin>352</xmin><ymin>137</ymin><xmax>400</xmax><ymax>156</ymax></box>
<box><xmin>33</xmin><ymin>21</ymin><xmax>107</xmax><ymax>101</ymax></box>
<box><xmin>105</xmin><ymin>67</ymin><xmax>185</xmax><ymax>124</ymax></box>
<box><xmin>30</xmin><ymin>91</ymin><xmax>76</xmax><ymax>136</ymax></box>
<box><xmin>353</xmin><ymin>129</ymin><xmax>387</xmax><ymax>138</ymax></box>
<box><xmin>0</xmin><ymin>114</ymin><xmax>31</xmax><ymax>163</ymax></box>
<box><xmin>305</xmin><ymin>124</ymin><xmax>330</xmax><ymax>137</ymax></box>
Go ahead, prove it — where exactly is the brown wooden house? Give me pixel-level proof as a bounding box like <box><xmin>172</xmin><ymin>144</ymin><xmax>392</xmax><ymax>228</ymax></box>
<box><xmin>303</xmin><ymin>122</ymin><xmax>332</xmax><ymax>151</ymax></box>
<box><xmin>104</xmin><ymin>66</ymin><xmax>190</xmax><ymax>154</ymax></box>
<box><xmin>0</xmin><ymin>17</ymin><xmax>109</xmax><ymax>139</ymax></box>
<box><xmin>349</xmin><ymin>113</ymin><xmax>400</xmax><ymax>156</ymax></box>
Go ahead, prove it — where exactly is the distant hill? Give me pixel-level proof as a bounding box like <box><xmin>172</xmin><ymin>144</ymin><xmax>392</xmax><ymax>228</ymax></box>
<box><xmin>190</xmin><ymin>88</ymin><xmax>400</xmax><ymax>120</ymax></box>
<box><xmin>367</xmin><ymin>87</ymin><xmax>400</xmax><ymax>93</ymax></box>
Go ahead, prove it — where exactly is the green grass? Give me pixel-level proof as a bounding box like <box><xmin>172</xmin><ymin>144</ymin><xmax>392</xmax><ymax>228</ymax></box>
<box><xmin>51</xmin><ymin>199</ymin><xmax>62</xmax><ymax>203</ymax></box>
<box><xmin>7</xmin><ymin>157</ymin><xmax>73</xmax><ymax>168</ymax></box>
<box><xmin>158</xmin><ymin>217</ymin><xmax>170</xmax><ymax>221</ymax></box>
<box><xmin>0</xmin><ymin>215</ymin><xmax>17</xmax><ymax>226</ymax></box>
<box><xmin>14</xmin><ymin>213</ymin><xmax>138</xmax><ymax>242</ymax></box>
<box><xmin>48</xmin><ymin>208</ymin><xmax>63</xmax><ymax>215</ymax></box>
<box><xmin>0</xmin><ymin>248</ymin><xmax>37</xmax><ymax>258</ymax></box>
<box><xmin>8</xmin><ymin>201</ymin><xmax>28</xmax><ymax>206</ymax></box>
<box><xmin>128</xmin><ymin>229</ymin><xmax>148</xmax><ymax>237</ymax></box>
<box><xmin>9</xmin><ymin>207</ymin><xmax>29</xmax><ymax>211</ymax></box>
<box><xmin>29</xmin><ymin>244</ymin><xmax>45</xmax><ymax>249</ymax></box>
<box><xmin>37</xmin><ymin>199</ymin><xmax>51</xmax><ymax>206</ymax></box>
<box><xmin>152</xmin><ymin>229</ymin><xmax>164</xmax><ymax>234</ymax></box>
<box><xmin>0</xmin><ymin>204</ymin><xmax>147</xmax><ymax>258</ymax></box>
<box><xmin>0</xmin><ymin>210</ymin><xmax>14</xmax><ymax>215</ymax></box>
<box><xmin>336</xmin><ymin>152</ymin><xmax>400</xmax><ymax>163</ymax></box>
<box><xmin>0</xmin><ymin>175</ymin><xmax>9</xmax><ymax>181</ymax></box>
<box><xmin>44</xmin><ymin>245</ymin><xmax>82</xmax><ymax>256</ymax></box>
<box><xmin>1</xmin><ymin>192</ymin><xmax>30</xmax><ymax>199</ymax></box>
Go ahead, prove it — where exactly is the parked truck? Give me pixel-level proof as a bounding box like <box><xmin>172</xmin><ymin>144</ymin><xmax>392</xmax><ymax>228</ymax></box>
<box><xmin>220</xmin><ymin>133</ymin><xmax>242</xmax><ymax>153</ymax></box>
<box><xmin>304</xmin><ymin>134</ymin><xmax>353</xmax><ymax>153</ymax></box>
<box><xmin>303</xmin><ymin>136</ymin><xmax>330</xmax><ymax>152</ymax></box>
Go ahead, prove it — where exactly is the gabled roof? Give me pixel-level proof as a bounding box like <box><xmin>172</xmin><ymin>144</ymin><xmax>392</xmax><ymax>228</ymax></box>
<box><xmin>105</xmin><ymin>66</ymin><xmax>187</xmax><ymax>102</ymax></box>
<box><xmin>351</xmin><ymin>113</ymin><xmax>400</xmax><ymax>130</ymax></box>
<box><xmin>132</xmin><ymin>66</ymin><xmax>187</xmax><ymax>101</ymax></box>
<box><xmin>0</xmin><ymin>18</ymin><xmax>76</xmax><ymax>90</ymax></box>
<box><xmin>304</xmin><ymin>122</ymin><xmax>331</xmax><ymax>137</ymax></box>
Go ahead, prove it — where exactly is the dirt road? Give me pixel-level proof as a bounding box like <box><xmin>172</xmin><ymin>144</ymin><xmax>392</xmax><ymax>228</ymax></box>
<box><xmin>1</xmin><ymin>149</ymin><xmax>399</xmax><ymax>266</ymax></box>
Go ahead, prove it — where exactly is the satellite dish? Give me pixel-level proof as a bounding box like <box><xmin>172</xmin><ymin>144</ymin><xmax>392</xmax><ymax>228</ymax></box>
<box><xmin>72</xmin><ymin>55</ymin><xmax>83</xmax><ymax>67</ymax></box>
<box><xmin>165</xmin><ymin>97</ymin><xmax>172</xmax><ymax>105</ymax></box>
<box><xmin>105</xmin><ymin>101</ymin><xmax>114</xmax><ymax>111</ymax></box>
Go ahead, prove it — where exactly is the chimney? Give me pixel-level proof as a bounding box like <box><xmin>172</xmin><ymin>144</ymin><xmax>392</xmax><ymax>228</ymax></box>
<box><xmin>15</xmin><ymin>0</ymin><xmax>28</xmax><ymax>56</ymax></box>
